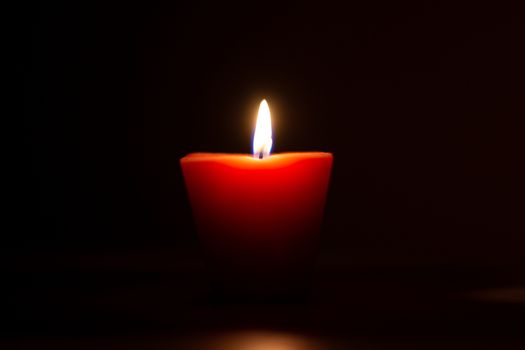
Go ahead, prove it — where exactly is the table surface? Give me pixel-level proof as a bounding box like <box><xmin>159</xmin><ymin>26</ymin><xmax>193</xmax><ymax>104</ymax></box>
<box><xmin>6</xmin><ymin>248</ymin><xmax>525</xmax><ymax>349</ymax></box>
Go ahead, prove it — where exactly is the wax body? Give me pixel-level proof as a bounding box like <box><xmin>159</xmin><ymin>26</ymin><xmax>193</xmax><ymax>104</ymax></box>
<box><xmin>181</xmin><ymin>152</ymin><xmax>332</xmax><ymax>299</ymax></box>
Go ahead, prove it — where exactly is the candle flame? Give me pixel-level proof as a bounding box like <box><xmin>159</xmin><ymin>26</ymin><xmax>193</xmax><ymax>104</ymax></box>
<box><xmin>253</xmin><ymin>99</ymin><xmax>273</xmax><ymax>159</ymax></box>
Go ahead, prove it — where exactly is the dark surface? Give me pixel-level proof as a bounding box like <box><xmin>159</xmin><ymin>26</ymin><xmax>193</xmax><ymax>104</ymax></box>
<box><xmin>16</xmin><ymin>0</ymin><xmax>525</xmax><ymax>348</ymax></box>
<box><xmin>6</xmin><ymin>249</ymin><xmax>525</xmax><ymax>348</ymax></box>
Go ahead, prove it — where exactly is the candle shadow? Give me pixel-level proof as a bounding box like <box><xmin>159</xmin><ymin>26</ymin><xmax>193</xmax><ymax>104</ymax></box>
<box><xmin>204</xmin><ymin>271</ymin><xmax>312</xmax><ymax>306</ymax></box>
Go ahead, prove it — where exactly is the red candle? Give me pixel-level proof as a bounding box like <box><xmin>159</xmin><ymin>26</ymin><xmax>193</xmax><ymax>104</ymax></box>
<box><xmin>181</xmin><ymin>100</ymin><xmax>332</xmax><ymax>298</ymax></box>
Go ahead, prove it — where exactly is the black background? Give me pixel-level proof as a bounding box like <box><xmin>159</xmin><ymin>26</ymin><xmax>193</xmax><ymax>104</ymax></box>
<box><xmin>16</xmin><ymin>0</ymin><xmax>525</xmax><ymax>347</ymax></box>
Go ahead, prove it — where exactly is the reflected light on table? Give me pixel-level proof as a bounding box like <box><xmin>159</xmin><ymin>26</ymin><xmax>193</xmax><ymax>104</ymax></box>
<box><xmin>467</xmin><ymin>287</ymin><xmax>525</xmax><ymax>304</ymax></box>
<box><xmin>186</xmin><ymin>330</ymin><xmax>330</xmax><ymax>350</ymax></box>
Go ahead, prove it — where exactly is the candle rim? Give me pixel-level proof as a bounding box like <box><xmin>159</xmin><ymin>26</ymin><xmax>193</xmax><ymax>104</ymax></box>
<box><xmin>180</xmin><ymin>152</ymin><xmax>333</xmax><ymax>169</ymax></box>
<box><xmin>182</xmin><ymin>152</ymin><xmax>332</xmax><ymax>161</ymax></box>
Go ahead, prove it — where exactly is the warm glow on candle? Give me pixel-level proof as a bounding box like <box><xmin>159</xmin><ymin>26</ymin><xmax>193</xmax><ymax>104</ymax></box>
<box><xmin>253</xmin><ymin>99</ymin><xmax>273</xmax><ymax>159</ymax></box>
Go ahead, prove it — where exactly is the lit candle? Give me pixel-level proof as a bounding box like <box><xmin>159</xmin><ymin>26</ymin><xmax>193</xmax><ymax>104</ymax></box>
<box><xmin>181</xmin><ymin>100</ymin><xmax>333</xmax><ymax>299</ymax></box>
